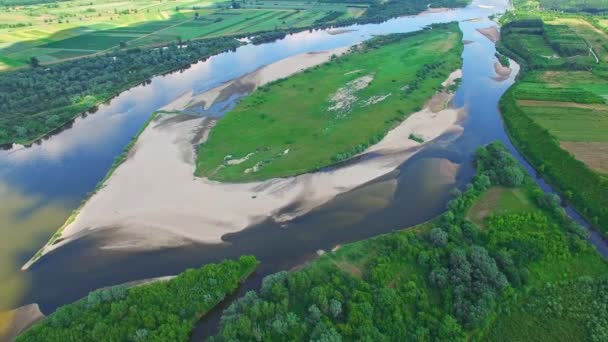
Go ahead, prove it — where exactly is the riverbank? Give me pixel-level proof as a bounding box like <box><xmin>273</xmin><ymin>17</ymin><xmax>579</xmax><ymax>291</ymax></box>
<box><xmin>0</xmin><ymin>304</ymin><xmax>44</xmax><ymax>342</ymax></box>
<box><xmin>23</xmin><ymin>49</ymin><xmax>464</xmax><ymax>268</ymax></box>
<box><xmin>196</xmin><ymin>24</ymin><xmax>464</xmax><ymax>181</ymax></box>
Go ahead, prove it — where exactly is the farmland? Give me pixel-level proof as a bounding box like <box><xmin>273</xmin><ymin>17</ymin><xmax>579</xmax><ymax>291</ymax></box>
<box><xmin>195</xmin><ymin>23</ymin><xmax>463</xmax><ymax>181</ymax></box>
<box><xmin>210</xmin><ymin>142</ymin><xmax>608</xmax><ymax>341</ymax></box>
<box><xmin>513</xmin><ymin>0</ymin><xmax>608</xmax><ymax>13</ymax></box>
<box><xmin>0</xmin><ymin>0</ymin><xmax>367</xmax><ymax>70</ymax></box>
<box><xmin>498</xmin><ymin>12</ymin><xmax>608</xmax><ymax>233</ymax></box>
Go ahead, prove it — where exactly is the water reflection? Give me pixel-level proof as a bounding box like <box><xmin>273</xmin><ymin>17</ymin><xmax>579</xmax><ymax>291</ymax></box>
<box><xmin>0</xmin><ymin>0</ymin><xmax>513</xmax><ymax>320</ymax></box>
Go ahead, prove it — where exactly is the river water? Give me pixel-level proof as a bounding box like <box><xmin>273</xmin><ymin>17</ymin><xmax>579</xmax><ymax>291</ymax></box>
<box><xmin>3</xmin><ymin>0</ymin><xmax>602</xmax><ymax>337</ymax></box>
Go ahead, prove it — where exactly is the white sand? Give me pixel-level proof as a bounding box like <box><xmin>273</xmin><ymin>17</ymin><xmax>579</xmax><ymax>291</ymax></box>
<box><xmin>166</xmin><ymin>47</ymin><xmax>352</xmax><ymax>112</ymax></box>
<box><xmin>442</xmin><ymin>69</ymin><xmax>462</xmax><ymax>87</ymax></box>
<box><xmin>0</xmin><ymin>304</ymin><xmax>44</xmax><ymax>341</ymax></box>
<box><xmin>493</xmin><ymin>61</ymin><xmax>512</xmax><ymax>81</ymax></box>
<box><xmin>477</xmin><ymin>26</ymin><xmax>500</xmax><ymax>43</ymax></box>
<box><xmin>27</xmin><ymin>57</ymin><xmax>464</xmax><ymax>263</ymax></box>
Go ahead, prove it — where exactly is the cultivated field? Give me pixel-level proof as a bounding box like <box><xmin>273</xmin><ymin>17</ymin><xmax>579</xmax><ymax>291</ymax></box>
<box><xmin>196</xmin><ymin>23</ymin><xmax>463</xmax><ymax>181</ymax></box>
<box><xmin>499</xmin><ymin>14</ymin><xmax>608</xmax><ymax>232</ymax></box>
<box><xmin>0</xmin><ymin>0</ymin><xmax>366</xmax><ymax>70</ymax></box>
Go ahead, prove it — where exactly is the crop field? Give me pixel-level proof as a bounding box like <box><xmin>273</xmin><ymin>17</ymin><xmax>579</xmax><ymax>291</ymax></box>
<box><xmin>196</xmin><ymin>24</ymin><xmax>463</xmax><ymax>181</ymax></box>
<box><xmin>499</xmin><ymin>14</ymin><xmax>608</xmax><ymax>231</ymax></box>
<box><xmin>514</xmin><ymin>0</ymin><xmax>608</xmax><ymax>13</ymax></box>
<box><xmin>0</xmin><ymin>0</ymin><xmax>362</xmax><ymax>70</ymax></box>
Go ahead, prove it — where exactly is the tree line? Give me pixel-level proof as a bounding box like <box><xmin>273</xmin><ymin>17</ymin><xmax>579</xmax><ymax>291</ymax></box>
<box><xmin>0</xmin><ymin>37</ymin><xmax>241</xmax><ymax>146</ymax></box>
<box><xmin>211</xmin><ymin>142</ymin><xmax>600</xmax><ymax>340</ymax></box>
<box><xmin>17</xmin><ymin>256</ymin><xmax>258</xmax><ymax>341</ymax></box>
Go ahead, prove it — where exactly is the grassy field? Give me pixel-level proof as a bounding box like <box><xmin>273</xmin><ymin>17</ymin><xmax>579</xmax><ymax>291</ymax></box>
<box><xmin>498</xmin><ymin>11</ymin><xmax>608</xmax><ymax>233</ymax></box>
<box><xmin>0</xmin><ymin>0</ymin><xmax>365</xmax><ymax>70</ymax></box>
<box><xmin>196</xmin><ymin>23</ymin><xmax>463</xmax><ymax>181</ymax></box>
<box><xmin>514</xmin><ymin>0</ymin><xmax>608</xmax><ymax>13</ymax></box>
<box><xmin>210</xmin><ymin>142</ymin><xmax>608</xmax><ymax>341</ymax></box>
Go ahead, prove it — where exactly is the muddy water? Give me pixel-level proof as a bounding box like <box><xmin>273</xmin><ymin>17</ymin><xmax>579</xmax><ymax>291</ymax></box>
<box><xmin>4</xmin><ymin>0</ymin><xmax>601</xmax><ymax>338</ymax></box>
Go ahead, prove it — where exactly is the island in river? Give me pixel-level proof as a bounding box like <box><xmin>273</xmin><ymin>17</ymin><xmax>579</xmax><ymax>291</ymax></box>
<box><xmin>22</xmin><ymin>23</ymin><xmax>465</xmax><ymax>269</ymax></box>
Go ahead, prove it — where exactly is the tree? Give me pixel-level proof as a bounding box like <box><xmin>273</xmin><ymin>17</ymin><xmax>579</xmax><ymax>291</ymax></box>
<box><xmin>30</xmin><ymin>56</ymin><xmax>39</xmax><ymax>67</ymax></box>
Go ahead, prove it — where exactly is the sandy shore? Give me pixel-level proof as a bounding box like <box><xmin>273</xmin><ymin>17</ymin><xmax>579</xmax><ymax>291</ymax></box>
<box><xmin>161</xmin><ymin>47</ymin><xmax>351</xmax><ymax>113</ymax></box>
<box><xmin>477</xmin><ymin>26</ymin><xmax>500</xmax><ymax>43</ymax></box>
<box><xmin>418</xmin><ymin>7</ymin><xmax>450</xmax><ymax>16</ymax></box>
<box><xmin>25</xmin><ymin>54</ymin><xmax>464</xmax><ymax>264</ymax></box>
<box><xmin>0</xmin><ymin>304</ymin><xmax>44</xmax><ymax>341</ymax></box>
<box><xmin>493</xmin><ymin>61</ymin><xmax>512</xmax><ymax>81</ymax></box>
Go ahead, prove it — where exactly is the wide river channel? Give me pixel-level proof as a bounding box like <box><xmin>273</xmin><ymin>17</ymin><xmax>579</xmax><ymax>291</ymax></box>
<box><xmin>2</xmin><ymin>0</ymin><xmax>606</xmax><ymax>338</ymax></box>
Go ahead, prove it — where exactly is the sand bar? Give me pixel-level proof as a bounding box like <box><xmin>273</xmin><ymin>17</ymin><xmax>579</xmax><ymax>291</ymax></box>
<box><xmin>0</xmin><ymin>304</ymin><xmax>44</xmax><ymax>341</ymax></box>
<box><xmin>477</xmin><ymin>26</ymin><xmax>500</xmax><ymax>43</ymax></box>
<box><xmin>25</xmin><ymin>52</ymin><xmax>464</xmax><ymax>265</ymax></box>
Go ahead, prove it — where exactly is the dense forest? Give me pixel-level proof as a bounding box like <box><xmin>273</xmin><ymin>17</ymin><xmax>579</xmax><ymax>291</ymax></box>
<box><xmin>210</xmin><ymin>142</ymin><xmax>608</xmax><ymax>340</ymax></box>
<box><xmin>17</xmin><ymin>256</ymin><xmax>258</xmax><ymax>341</ymax></box>
<box><xmin>0</xmin><ymin>37</ymin><xmax>241</xmax><ymax>146</ymax></box>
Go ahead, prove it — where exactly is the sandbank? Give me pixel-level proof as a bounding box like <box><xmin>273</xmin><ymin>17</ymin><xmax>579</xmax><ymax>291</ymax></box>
<box><xmin>25</xmin><ymin>53</ymin><xmax>464</xmax><ymax>265</ymax></box>
<box><xmin>493</xmin><ymin>61</ymin><xmax>512</xmax><ymax>81</ymax></box>
<box><xmin>0</xmin><ymin>304</ymin><xmax>44</xmax><ymax>341</ymax></box>
<box><xmin>477</xmin><ymin>26</ymin><xmax>500</xmax><ymax>43</ymax></box>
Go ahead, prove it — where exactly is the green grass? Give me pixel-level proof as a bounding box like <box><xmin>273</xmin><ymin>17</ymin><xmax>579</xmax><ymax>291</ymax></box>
<box><xmin>196</xmin><ymin>23</ymin><xmax>463</xmax><ymax>182</ymax></box>
<box><xmin>523</xmin><ymin>105</ymin><xmax>608</xmax><ymax>142</ymax></box>
<box><xmin>0</xmin><ymin>0</ymin><xmax>362</xmax><ymax>68</ymax></box>
<box><xmin>498</xmin><ymin>13</ymin><xmax>608</xmax><ymax>233</ymax></box>
<box><xmin>467</xmin><ymin>186</ymin><xmax>538</xmax><ymax>227</ymax></box>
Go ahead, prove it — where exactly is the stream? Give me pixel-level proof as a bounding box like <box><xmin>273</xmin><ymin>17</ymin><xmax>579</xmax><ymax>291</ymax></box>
<box><xmin>1</xmin><ymin>0</ymin><xmax>605</xmax><ymax>339</ymax></box>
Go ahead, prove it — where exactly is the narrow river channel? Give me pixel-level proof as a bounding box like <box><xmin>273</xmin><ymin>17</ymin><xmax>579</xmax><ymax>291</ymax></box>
<box><xmin>1</xmin><ymin>0</ymin><xmax>605</xmax><ymax>338</ymax></box>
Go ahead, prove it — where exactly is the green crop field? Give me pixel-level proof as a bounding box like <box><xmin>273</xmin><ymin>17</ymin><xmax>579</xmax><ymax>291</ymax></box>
<box><xmin>522</xmin><ymin>105</ymin><xmax>608</xmax><ymax>142</ymax></box>
<box><xmin>498</xmin><ymin>11</ymin><xmax>608</xmax><ymax>233</ymax></box>
<box><xmin>0</xmin><ymin>0</ymin><xmax>363</xmax><ymax>70</ymax></box>
<box><xmin>195</xmin><ymin>23</ymin><xmax>463</xmax><ymax>182</ymax></box>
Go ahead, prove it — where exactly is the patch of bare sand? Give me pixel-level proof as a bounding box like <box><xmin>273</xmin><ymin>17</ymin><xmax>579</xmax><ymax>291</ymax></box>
<box><xmin>493</xmin><ymin>61</ymin><xmax>512</xmax><ymax>81</ymax></box>
<box><xmin>166</xmin><ymin>47</ymin><xmax>351</xmax><ymax>112</ymax></box>
<box><xmin>442</xmin><ymin>69</ymin><xmax>462</xmax><ymax>88</ymax></box>
<box><xmin>561</xmin><ymin>142</ymin><xmax>608</xmax><ymax>174</ymax></box>
<box><xmin>418</xmin><ymin>7</ymin><xmax>450</xmax><ymax>16</ymax></box>
<box><xmin>477</xmin><ymin>26</ymin><xmax>500</xmax><ymax>43</ymax></box>
<box><xmin>29</xmin><ymin>69</ymin><xmax>464</xmax><ymax>263</ymax></box>
<box><xmin>0</xmin><ymin>304</ymin><xmax>44</xmax><ymax>342</ymax></box>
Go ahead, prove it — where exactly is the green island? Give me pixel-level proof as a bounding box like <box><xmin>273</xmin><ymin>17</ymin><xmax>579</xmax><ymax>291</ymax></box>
<box><xmin>196</xmin><ymin>23</ymin><xmax>463</xmax><ymax>181</ymax></box>
<box><xmin>0</xmin><ymin>0</ymin><xmax>470</xmax><ymax>146</ymax></box>
<box><xmin>16</xmin><ymin>256</ymin><xmax>258</xmax><ymax>341</ymax></box>
<box><xmin>497</xmin><ymin>2</ymin><xmax>608</xmax><ymax>234</ymax></box>
<box><xmin>205</xmin><ymin>141</ymin><xmax>608</xmax><ymax>340</ymax></box>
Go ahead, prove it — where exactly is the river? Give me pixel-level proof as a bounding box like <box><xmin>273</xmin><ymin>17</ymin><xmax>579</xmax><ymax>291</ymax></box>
<box><xmin>1</xmin><ymin>0</ymin><xmax>604</xmax><ymax>338</ymax></box>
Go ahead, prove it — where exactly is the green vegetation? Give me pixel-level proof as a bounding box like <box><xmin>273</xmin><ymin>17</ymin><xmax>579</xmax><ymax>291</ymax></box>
<box><xmin>0</xmin><ymin>37</ymin><xmax>240</xmax><ymax>146</ymax></box>
<box><xmin>0</xmin><ymin>0</ymin><xmax>470</xmax><ymax>70</ymax></box>
<box><xmin>497</xmin><ymin>12</ymin><xmax>608</xmax><ymax>234</ymax></box>
<box><xmin>0</xmin><ymin>0</ymin><xmax>471</xmax><ymax>146</ymax></box>
<box><xmin>196</xmin><ymin>23</ymin><xmax>463</xmax><ymax>181</ymax></box>
<box><xmin>211</xmin><ymin>141</ymin><xmax>608</xmax><ymax>341</ymax></box>
<box><xmin>17</xmin><ymin>256</ymin><xmax>258</xmax><ymax>341</ymax></box>
<box><xmin>513</xmin><ymin>0</ymin><xmax>608</xmax><ymax>14</ymax></box>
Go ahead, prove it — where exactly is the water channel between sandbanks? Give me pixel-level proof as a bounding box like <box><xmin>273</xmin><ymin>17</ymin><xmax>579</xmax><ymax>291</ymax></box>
<box><xmin>3</xmin><ymin>0</ymin><xmax>605</xmax><ymax>339</ymax></box>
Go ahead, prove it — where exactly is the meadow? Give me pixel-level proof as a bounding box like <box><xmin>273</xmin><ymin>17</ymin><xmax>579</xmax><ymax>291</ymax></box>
<box><xmin>0</xmin><ymin>0</ymin><xmax>365</xmax><ymax>69</ymax></box>
<box><xmin>210</xmin><ymin>142</ymin><xmax>608</xmax><ymax>341</ymax></box>
<box><xmin>196</xmin><ymin>23</ymin><xmax>463</xmax><ymax>181</ymax></box>
<box><xmin>498</xmin><ymin>12</ymin><xmax>608</xmax><ymax>234</ymax></box>
<box><xmin>513</xmin><ymin>0</ymin><xmax>608</xmax><ymax>13</ymax></box>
